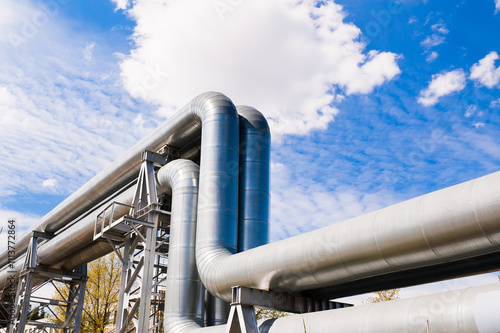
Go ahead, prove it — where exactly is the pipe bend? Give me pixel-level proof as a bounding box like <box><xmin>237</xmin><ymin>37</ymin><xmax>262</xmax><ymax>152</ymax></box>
<box><xmin>196</xmin><ymin>106</ymin><xmax>271</xmax><ymax>302</ymax></box>
<box><xmin>158</xmin><ymin>159</ymin><xmax>204</xmax><ymax>333</ymax></box>
<box><xmin>0</xmin><ymin>92</ymin><xmax>238</xmax><ymax>273</ymax></box>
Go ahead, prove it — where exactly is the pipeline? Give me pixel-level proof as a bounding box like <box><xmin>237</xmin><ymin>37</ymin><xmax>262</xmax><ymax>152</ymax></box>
<box><xmin>1</xmin><ymin>93</ymin><xmax>500</xmax><ymax>332</ymax></box>
<box><xmin>158</xmin><ymin>156</ymin><xmax>500</xmax><ymax>332</ymax></box>
<box><xmin>0</xmin><ymin>92</ymin><xmax>239</xmax><ymax>289</ymax></box>
<box><xmin>196</xmin><ymin>169</ymin><xmax>500</xmax><ymax>302</ymax></box>
<box><xmin>0</xmin><ymin>92</ymin><xmax>233</xmax><ymax>269</ymax></box>
<box><xmin>258</xmin><ymin>283</ymin><xmax>500</xmax><ymax>332</ymax></box>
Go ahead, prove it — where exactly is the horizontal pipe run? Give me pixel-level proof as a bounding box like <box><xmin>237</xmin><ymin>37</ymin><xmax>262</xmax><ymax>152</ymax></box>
<box><xmin>175</xmin><ymin>283</ymin><xmax>500</xmax><ymax>333</ymax></box>
<box><xmin>258</xmin><ymin>283</ymin><xmax>500</xmax><ymax>333</ymax></box>
<box><xmin>197</xmin><ymin>170</ymin><xmax>500</xmax><ymax>302</ymax></box>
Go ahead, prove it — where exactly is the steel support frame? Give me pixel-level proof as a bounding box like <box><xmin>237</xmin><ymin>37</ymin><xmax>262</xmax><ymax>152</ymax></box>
<box><xmin>225</xmin><ymin>286</ymin><xmax>353</xmax><ymax>333</ymax></box>
<box><xmin>111</xmin><ymin>150</ymin><xmax>172</xmax><ymax>333</ymax></box>
<box><xmin>8</xmin><ymin>232</ymin><xmax>87</xmax><ymax>333</ymax></box>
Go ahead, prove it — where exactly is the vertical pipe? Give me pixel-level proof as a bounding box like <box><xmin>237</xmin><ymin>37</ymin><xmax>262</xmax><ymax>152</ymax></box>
<box><xmin>157</xmin><ymin>160</ymin><xmax>203</xmax><ymax>333</ymax></box>
<box><xmin>237</xmin><ymin>106</ymin><xmax>271</xmax><ymax>252</ymax></box>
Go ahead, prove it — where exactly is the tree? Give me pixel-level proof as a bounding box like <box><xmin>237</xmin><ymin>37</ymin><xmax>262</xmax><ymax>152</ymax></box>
<box><xmin>254</xmin><ymin>307</ymin><xmax>290</xmax><ymax>320</ymax></box>
<box><xmin>364</xmin><ymin>289</ymin><xmax>400</xmax><ymax>303</ymax></box>
<box><xmin>51</xmin><ymin>253</ymin><xmax>121</xmax><ymax>332</ymax></box>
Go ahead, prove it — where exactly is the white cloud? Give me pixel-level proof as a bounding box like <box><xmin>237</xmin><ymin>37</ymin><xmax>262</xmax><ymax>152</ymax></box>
<box><xmin>112</xmin><ymin>0</ymin><xmax>129</xmax><ymax>11</ymax></box>
<box><xmin>119</xmin><ymin>0</ymin><xmax>400</xmax><ymax>138</ymax></box>
<box><xmin>418</xmin><ymin>69</ymin><xmax>466</xmax><ymax>106</ymax></box>
<box><xmin>421</xmin><ymin>34</ymin><xmax>445</xmax><ymax>49</ymax></box>
<box><xmin>470</xmin><ymin>51</ymin><xmax>500</xmax><ymax>88</ymax></box>
<box><xmin>84</xmin><ymin>42</ymin><xmax>95</xmax><ymax>61</ymax></box>
<box><xmin>431</xmin><ymin>23</ymin><xmax>449</xmax><ymax>35</ymax></box>
<box><xmin>42</xmin><ymin>178</ymin><xmax>58</xmax><ymax>188</ymax></box>
<box><xmin>0</xmin><ymin>207</ymin><xmax>41</xmax><ymax>253</ymax></box>
<box><xmin>490</xmin><ymin>98</ymin><xmax>500</xmax><ymax>108</ymax></box>
<box><xmin>496</xmin><ymin>0</ymin><xmax>500</xmax><ymax>14</ymax></box>
<box><xmin>421</xmin><ymin>23</ymin><xmax>448</xmax><ymax>57</ymax></box>
<box><xmin>473</xmin><ymin>122</ymin><xmax>485</xmax><ymax>129</ymax></box>
<box><xmin>426</xmin><ymin>51</ymin><xmax>438</xmax><ymax>63</ymax></box>
<box><xmin>0</xmin><ymin>0</ymin><xmax>151</xmax><ymax>198</ymax></box>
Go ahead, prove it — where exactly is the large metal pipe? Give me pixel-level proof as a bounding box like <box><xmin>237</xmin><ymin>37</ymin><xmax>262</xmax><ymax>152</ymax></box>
<box><xmin>196</xmin><ymin>170</ymin><xmax>500</xmax><ymax>302</ymax></box>
<box><xmin>237</xmin><ymin>106</ymin><xmax>271</xmax><ymax>252</ymax></box>
<box><xmin>0</xmin><ymin>92</ymin><xmax>236</xmax><ymax>268</ymax></box>
<box><xmin>157</xmin><ymin>159</ymin><xmax>204</xmax><ymax>333</ymax></box>
<box><xmin>0</xmin><ymin>92</ymin><xmax>239</xmax><ymax>289</ymax></box>
<box><xmin>162</xmin><ymin>108</ymin><xmax>271</xmax><ymax>332</ymax></box>
<box><xmin>258</xmin><ymin>283</ymin><xmax>500</xmax><ymax>332</ymax></box>
<box><xmin>165</xmin><ymin>283</ymin><xmax>500</xmax><ymax>333</ymax></box>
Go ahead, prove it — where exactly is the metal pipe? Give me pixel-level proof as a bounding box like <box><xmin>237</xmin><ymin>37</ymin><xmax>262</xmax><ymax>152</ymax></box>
<box><xmin>237</xmin><ymin>106</ymin><xmax>271</xmax><ymax>252</ymax></box>
<box><xmin>162</xmin><ymin>283</ymin><xmax>500</xmax><ymax>333</ymax></box>
<box><xmin>157</xmin><ymin>159</ymin><xmax>204</xmax><ymax>333</ymax></box>
<box><xmin>0</xmin><ymin>92</ymin><xmax>239</xmax><ymax>289</ymax></box>
<box><xmin>196</xmin><ymin>170</ymin><xmax>500</xmax><ymax>302</ymax></box>
<box><xmin>0</xmin><ymin>92</ymin><xmax>236</xmax><ymax>268</ymax></box>
<box><xmin>257</xmin><ymin>283</ymin><xmax>500</xmax><ymax>333</ymax></box>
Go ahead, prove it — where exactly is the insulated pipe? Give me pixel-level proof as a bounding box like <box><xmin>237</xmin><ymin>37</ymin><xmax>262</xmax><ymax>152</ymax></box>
<box><xmin>237</xmin><ymin>106</ymin><xmax>271</xmax><ymax>252</ymax></box>
<box><xmin>0</xmin><ymin>185</ymin><xmax>135</xmax><ymax>290</ymax></box>
<box><xmin>204</xmin><ymin>107</ymin><xmax>272</xmax><ymax>326</ymax></box>
<box><xmin>165</xmin><ymin>283</ymin><xmax>500</xmax><ymax>333</ymax></box>
<box><xmin>196</xmin><ymin>170</ymin><xmax>500</xmax><ymax>302</ymax></box>
<box><xmin>0</xmin><ymin>92</ymin><xmax>236</xmax><ymax>268</ymax></box>
<box><xmin>0</xmin><ymin>92</ymin><xmax>239</xmax><ymax>287</ymax></box>
<box><xmin>157</xmin><ymin>159</ymin><xmax>204</xmax><ymax>333</ymax></box>
<box><xmin>257</xmin><ymin>283</ymin><xmax>500</xmax><ymax>333</ymax></box>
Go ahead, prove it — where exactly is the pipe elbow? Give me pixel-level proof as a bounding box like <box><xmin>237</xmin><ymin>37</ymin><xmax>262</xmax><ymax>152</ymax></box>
<box><xmin>157</xmin><ymin>159</ymin><xmax>200</xmax><ymax>195</ymax></box>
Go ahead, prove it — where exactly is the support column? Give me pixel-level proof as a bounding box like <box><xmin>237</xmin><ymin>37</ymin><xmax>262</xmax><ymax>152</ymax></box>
<box><xmin>9</xmin><ymin>232</ymin><xmax>87</xmax><ymax>333</ymax></box>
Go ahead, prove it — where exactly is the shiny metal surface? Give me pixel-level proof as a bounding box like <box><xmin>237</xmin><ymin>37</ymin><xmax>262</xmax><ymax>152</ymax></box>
<box><xmin>237</xmin><ymin>106</ymin><xmax>271</xmax><ymax>252</ymax></box>
<box><xmin>196</xmin><ymin>170</ymin><xmax>500</xmax><ymax>302</ymax></box>
<box><xmin>167</xmin><ymin>283</ymin><xmax>500</xmax><ymax>333</ymax></box>
<box><xmin>156</xmin><ymin>159</ymin><xmax>204</xmax><ymax>333</ymax></box>
<box><xmin>259</xmin><ymin>283</ymin><xmax>500</xmax><ymax>333</ymax></box>
<box><xmin>0</xmin><ymin>93</ymin><xmax>238</xmax><ymax>295</ymax></box>
<box><xmin>0</xmin><ymin>92</ymin><xmax>235</xmax><ymax>268</ymax></box>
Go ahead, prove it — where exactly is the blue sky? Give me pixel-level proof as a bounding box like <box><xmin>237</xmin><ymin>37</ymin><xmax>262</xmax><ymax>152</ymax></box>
<box><xmin>1</xmin><ymin>0</ymin><xmax>500</xmax><ymax>303</ymax></box>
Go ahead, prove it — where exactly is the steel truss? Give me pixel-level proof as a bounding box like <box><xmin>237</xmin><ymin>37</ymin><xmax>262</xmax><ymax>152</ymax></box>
<box><xmin>9</xmin><ymin>232</ymin><xmax>87</xmax><ymax>333</ymax></box>
<box><xmin>225</xmin><ymin>286</ymin><xmax>353</xmax><ymax>333</ymax></box>
<box><xmin>94</xmin><ymin>149</ymin><xmax>176</xmax><ymax>333</ymax></box>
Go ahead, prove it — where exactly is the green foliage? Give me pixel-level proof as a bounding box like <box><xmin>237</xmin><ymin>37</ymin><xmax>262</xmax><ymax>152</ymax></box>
<box><xmin>364</xmin><ymin>288</ymin><xmax>400</xmax><ymax>303</ymax></box>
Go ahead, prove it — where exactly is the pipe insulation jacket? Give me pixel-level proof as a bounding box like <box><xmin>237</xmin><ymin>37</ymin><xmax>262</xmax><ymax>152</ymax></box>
<box><xmin>167</xmin><ymin>283</ymin><xmax>500</xmax><ymax>333</ymax></box>
<box><xmin>196</xmin><ymin>169</ymin><xmax>500</xmax><ymax>302</ymax></box>
<box><xmin>258</xmin><ymin>283</ymin><xmax>500</xmax><ymax>333</ymax></box>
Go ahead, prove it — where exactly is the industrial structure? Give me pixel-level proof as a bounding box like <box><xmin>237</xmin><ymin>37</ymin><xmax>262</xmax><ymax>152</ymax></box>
<box><xmin>0</xmin><ymin>92</ymin><xmax>499</xmax><ymax>332</ymax></box>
